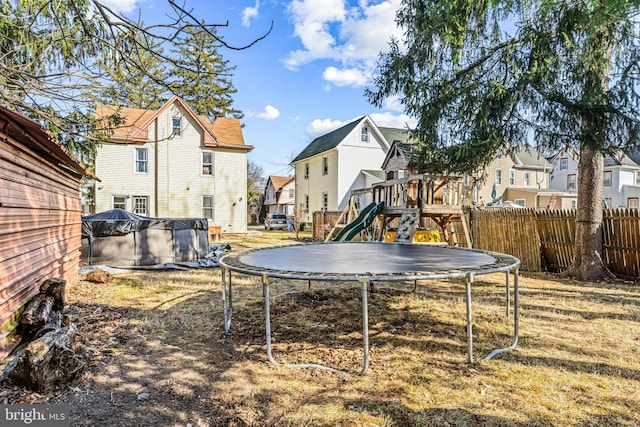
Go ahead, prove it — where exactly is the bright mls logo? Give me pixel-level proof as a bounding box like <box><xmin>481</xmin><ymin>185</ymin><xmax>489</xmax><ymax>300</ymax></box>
<box><xmin>2</xmin><ymin>405</ymin><xmax>69</xmax><ymax>426</ymax></box>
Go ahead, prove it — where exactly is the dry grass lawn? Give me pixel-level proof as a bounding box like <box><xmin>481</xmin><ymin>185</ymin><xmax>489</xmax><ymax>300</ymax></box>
<box><xmin>4</xmin><ymin>231</ymin><xmax>640</xmax><ymax>426</ymax></box>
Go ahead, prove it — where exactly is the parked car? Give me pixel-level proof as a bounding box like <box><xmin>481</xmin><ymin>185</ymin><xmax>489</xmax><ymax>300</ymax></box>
<box><xmin>264</xmin><ymin>213</ymin><xmax>288</xmax><ymax>230</ymax></box>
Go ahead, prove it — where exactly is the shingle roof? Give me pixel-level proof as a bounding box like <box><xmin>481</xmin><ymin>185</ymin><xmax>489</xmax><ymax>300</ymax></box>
<box><xmin>291</xmin><ymin>117</ymin><xmax>363</xmax><ymax>163</ymax></box>
<box><xmin>378</xmin><ymin>127</ymin><xmax>411</xmax><ymax>145</ymax></box>
<box><xmin>96</xmin><ymin>96</ymin><xmax>248</xmax><ymax>149</ymax></box>
<box><xmin>513</xmin><ymin>145</ymin><xmax>551</xmax><ymax>169</ymax></box>
<box><xmin>604</xmin><ymin>150</ymin><xmax>638</xmax><ymax>167</ymax></box>
<box><xmin>269</xmin><ymin>175</ymin><xmax>294</xmax><ymax>191</ymax></box>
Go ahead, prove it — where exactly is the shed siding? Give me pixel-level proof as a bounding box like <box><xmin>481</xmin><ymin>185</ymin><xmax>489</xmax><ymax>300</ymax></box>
<box><xmin>0</xmin><ymin>134</ymin><xmax>83</xmax><ymax>359</ymax></box>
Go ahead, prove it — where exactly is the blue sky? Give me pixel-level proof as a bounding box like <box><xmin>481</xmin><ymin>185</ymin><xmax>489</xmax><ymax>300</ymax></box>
<box><xmin>104</xmin><ymin>0</ymin><xmax>416</xmax><ymax>177</ymax></box>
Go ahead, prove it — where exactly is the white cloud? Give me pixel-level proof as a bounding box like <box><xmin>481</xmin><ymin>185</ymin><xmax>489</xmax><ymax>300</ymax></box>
<box><xmin>322</xmin><ymin>66</ymin><xmax>369</xmax><ymax>87</ymax></box>
<box><xmin>369</xmin><ymin>112</ymin><xmax>417</xmax><ymax>129</ymax></box>
<box><xmin>242</xmin><ymin>1</ymin><xmax>260</xmax><ymax>27</ymax></box>
<box><xmin>255</xmin><ymin>105</ymin><xmax>280</xmax><ymax>120</ymax></box>
<box><xmin>284</xmin><ymin>0</ymin><xmax>403</xmax><ymax>87</ymax></box>
<box><xmin>306</xmin><ymin>117</ymin><xmax>350</xmax><ymax>137</ymax></box>
<box><xmin>99</xmin><ymin>0</ymin><xmax>141</xmax><ymax>13</ymax></box>
<box><xmin>382</xmin><ymin>95</ymin><xmax>404</xmax><ymax>112</ymax></box>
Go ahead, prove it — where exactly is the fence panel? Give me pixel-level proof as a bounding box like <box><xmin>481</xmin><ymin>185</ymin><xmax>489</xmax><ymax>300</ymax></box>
<box><xmin>471</xmin><ymin>208</ymin><xmax>541</xmax><ymax>272</ymax></box>
<box><xmin>603</xmin><ymin>208</ymin><xmax>640</xmax><ymax>278</ymax></box>
<box><xmin>533</xmin><ymin>210</ymin><xmax>575</xmax><ymax>272</ymax></box>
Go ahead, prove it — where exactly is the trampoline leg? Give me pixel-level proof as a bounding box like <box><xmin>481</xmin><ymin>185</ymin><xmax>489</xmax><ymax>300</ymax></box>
<box><xmin>262</xmin><ymin>274</ymin><xmax>369</xmax><ymax>374</ymax></box>
<box><xmin>465</xmin><ymin>273</ymin><xmax>474</xmax><ymax>364</ymax></box>
<box><xmin>505</xmin><ymin>271</ymin><xmax>511</xmax><ymax>317</ymax></box>
<box><xmin>263</xmin><ymin>274</ymin><xmax>278</xmax><ymax>365</ymax></box>
<box><xmin>222</xmin><ymin>268</ymin><xmax>233</xmax><ymax>334</ymax></box>
<box><xmin>483</xmin><ymin>267</ymin><xmax>519</xmax><ymax>361</ymax></box>
<box><xmin>359</xmin><ymin>277</ymin><xmax>370</xmax><ymax>375</ymax></box>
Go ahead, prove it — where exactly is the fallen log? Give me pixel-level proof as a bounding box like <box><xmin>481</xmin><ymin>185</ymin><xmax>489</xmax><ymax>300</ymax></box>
<box><xmin>8</xmin><ymin>325</ymin><xmax>91</xmax><ymax>392</ymax></box>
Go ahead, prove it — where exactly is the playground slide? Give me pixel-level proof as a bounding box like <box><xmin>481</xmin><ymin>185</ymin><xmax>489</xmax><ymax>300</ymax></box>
<box><xmin>332</xmin><ymin>202</ymin><xmax>384</xmax><ymax>241</ymax></box>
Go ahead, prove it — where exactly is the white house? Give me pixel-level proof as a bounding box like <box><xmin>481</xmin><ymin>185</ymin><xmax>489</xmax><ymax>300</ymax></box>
<box><xmin>94</xmin><ymin>96</ymin><xmax>253</xmax><ymax>233</ymax></box>
<box><xmin>263</xmin><ymin>175</ymin><xmax>295</xmax><ymax>216</ymax></box>
<box><xmin>549</xmin><ymin>148</ymin><xmax>640</xmax><ymax>209</ymax></box>
<box><xmin>290</xmin><ymin>116</ymin><xmax>397</xmax><ymax>222</ymax></box>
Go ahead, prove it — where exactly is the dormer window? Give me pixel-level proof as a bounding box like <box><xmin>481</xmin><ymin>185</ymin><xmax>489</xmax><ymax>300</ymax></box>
<box><xmin>361</xmin><ymin>126</ymin><xmax>369</xmax><ymax>142</ymax></box>
<box><xmin>172</xmin><ymin>117</ymin><xmax>182</xmax><ymax>136</ymax></box>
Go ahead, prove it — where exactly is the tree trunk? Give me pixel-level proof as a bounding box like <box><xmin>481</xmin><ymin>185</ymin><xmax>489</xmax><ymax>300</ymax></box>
<box><xmin>569</xmin><ymin>145</ymin><xmax>607</xmax><ymax>280</ymax></box>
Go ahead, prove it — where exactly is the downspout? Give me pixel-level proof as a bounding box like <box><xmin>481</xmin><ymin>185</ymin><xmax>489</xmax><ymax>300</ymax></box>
<box><xmin>154</xmin><ymin>117</ymin><xmax>159</xmax><ymax>217</ymax></box>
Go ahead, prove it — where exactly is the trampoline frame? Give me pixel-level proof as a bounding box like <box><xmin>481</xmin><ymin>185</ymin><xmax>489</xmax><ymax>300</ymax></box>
<box><xmin>220</xmin><ymin>242</ymin><xmax>520</xmax><ymax>374</ymax></box>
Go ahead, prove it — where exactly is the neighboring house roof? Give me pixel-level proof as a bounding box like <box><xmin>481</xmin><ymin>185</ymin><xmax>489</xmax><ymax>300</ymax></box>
<box><xmin>511</xmin><ymin>145</ymin><xmax>551</xmax><ymax>170</ymax></box>
<box><xmin>0</xmin><ymin>105</ymin><xmax>96</xmax><ymax>179</ymax></box>
<box><xmin>378</xmin><ymin>127</ymin><xmax>411</xmax><ymax>145</ymax></box>
<box><xmin>549</xmin><ymin>148</ymin><xmax>640</xmax><ymax>168</ymax></box>
<box><xmin>96</xmin><ymin>95</ymin><xmax>252</xmax><ymax>151</ymax></box>
<box><xmin>291</xmin><ymin>116</ymin><xmax>364</xmax><ymax>163</ymax></box>
<box><xmin>268</xmin><ymin>175</ymin><xmax>294</xmax><ymax>192</ymax></box>
<box><xmin>604</xmin><ymin>150</ymin><xmax>639</xmax><ymax>167</ymax></box>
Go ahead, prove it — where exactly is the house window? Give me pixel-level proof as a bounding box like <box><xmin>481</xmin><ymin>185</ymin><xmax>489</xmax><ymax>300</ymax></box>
<box><xmin>495</xmin><ymin>169</ymin><xmax>502</xmax><ymax>185</ymax></box>
<box><xmin>202</xmin><ymin>195</ymin><xmax>214</xmax><ymax>219</ymax></box>
<box><xmin>509</xmin><ymin>169</ymin><xmax>515</xmax><ymax>186</ymax></box>
<box><xmin>515</xmin><ymin>199</ymin><xmax>526</xmax><ymax>207</ymax></box>
<box><xmin>322</xmin><ymin>157</ymin><xmax>328</xmax><ymax>175</ymax></box>
<box><xmin>524</xmin><ymin>171</ymin><xmax>530</xmax><ymax>187</ymax></box>
<box><xmin>628</xmin><ymin>198</ymin><xmax>639</xmax><ymax>209</ymax></box>
<box><xmin>202</xmin><ymin>152</ymin><xmax>213</xmax><ymax>176</ymax></box>
<box><xmin>172</xmin><ymin>117</ymin><xmax>182</xmax><ymax>136</ymax></box>
<box><xmin>560</xmin><ymin>157</ymin><xmax>568</xmax><ymax>170</ymax></box>
<box><xmin>570</xmin><ymin>200</ymin><xmax>577</xmax><ymax>209</ymax></box>
<box><xmin>567</xmin><ymin>174</ymin><xmax>577</xmax><ymax>190</ymax></box>
<box><xmin>636</xmin><ymin>172</ymin><xmax>640</xmax><ymax>186</ymax></box>
<box><xmin>304</xmin><ymin>194</ymin><xmax>309</xmax><ymax>212</ymax></box>
<box><xmin>603</xmin><ymin>171</ymin><xmax>612</xmax><ymax>187</ymax></box>
<box><xmin>463</xmin><ymin>174</ymin><xmax>470</xmax><ymax>186</ymax></box>
<box><xmin>135</xmin><ymin>148</ymin><xmax>148</xmax><ymax>173</ymax></box>
<box><xmin>288</xmin><ymin>188</ymin><xmax>294</xmax><ymax>199</ymax></box>
<box><xmin>113</xmin><ymin>195</ymin><xmax>126</xmax><ymax>210</ymax></box>
<box><xmin>361</xmin><ymin>126</ymin><xmax>369</xmax><ymax>142</ymax></box>
<box><xmin>322</xmin><ymin>192</ymin><xmax>328</xmax><ymax>210</ymax></box>
<box><xmin>304</xmin><ymin>163</ymin><xmax>309</xmax><ymax>179</ymax></box>
<box><xmin>132</xmin><ymin>196</ymin><xmax>149</xmax><ymax>216</ymax></box>
<box><xmin>603</xmin><ymin>198</ymin><xmax>612</xmax><ymax>209</ymax></box>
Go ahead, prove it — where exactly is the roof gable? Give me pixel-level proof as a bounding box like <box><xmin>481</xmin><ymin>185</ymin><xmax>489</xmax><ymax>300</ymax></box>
<box><xmin>291</xmin><ymin>116</ymin><xmax>365</xmax><ymax>163</ymax></box>
<box><xmin>96</xmin><ymin>96</ymin><xmax>251</xmax><ymax>151</ymax></box>
<box><xmin>511</xmin><ymin>145</ymin><xmax>551</xmax><ymax>169</ymax></box>
<box><xmin>381</xmin><ymin>140</ymin><xmax>415</xmax><ymax>170</ymax></box>
<box><xmin>268</xmin><ymin>175</ymin><xmax>294</xmax><ymax>191</ymax></box>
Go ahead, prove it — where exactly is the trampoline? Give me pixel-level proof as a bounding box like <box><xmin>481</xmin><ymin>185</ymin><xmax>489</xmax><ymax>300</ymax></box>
<box><xmin>220</xmin><ymin>241</ymin><xmax>520</xmax><ymax>374</ymax></box>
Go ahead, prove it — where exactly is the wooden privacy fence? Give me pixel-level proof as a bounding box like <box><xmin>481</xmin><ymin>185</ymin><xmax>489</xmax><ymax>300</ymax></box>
<box><xmin>471</xmin><ymin>208</ymin><xmax>640</xmax><ymax>278</ymax></box>
<box><xmin>471</xmin><ymin>208</ymin><xmax>543</xmax><ymax>272</ymax></box>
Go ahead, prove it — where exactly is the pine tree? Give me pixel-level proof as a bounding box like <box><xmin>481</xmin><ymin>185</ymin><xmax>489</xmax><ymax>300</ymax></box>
<box><xmin>99</xmin><ymin>30</ymin><xmax>168</xmax><ymax>110</ymax></box>
<box><xmin>367</xmin><ymin>0</ymin><xmax>640</xmax><ymax>280</ymax></box>
<box><xmin>168</xmin><ymin>26</ymin><xmax>243</xmax><ymax>120</ymax></box>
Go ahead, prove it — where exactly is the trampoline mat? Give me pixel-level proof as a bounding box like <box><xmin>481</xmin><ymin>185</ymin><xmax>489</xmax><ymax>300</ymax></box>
<box><xmin>236</xmin><ymin>242</ymin><xmax>499</xmax><ymax>275</ymax></box>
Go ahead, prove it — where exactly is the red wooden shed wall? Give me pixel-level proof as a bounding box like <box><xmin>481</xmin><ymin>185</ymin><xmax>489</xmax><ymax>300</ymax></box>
<box><xmin>0</xmin><ymin>108</ymin><xmax>88</xmax><ymax>359</ymax></box>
